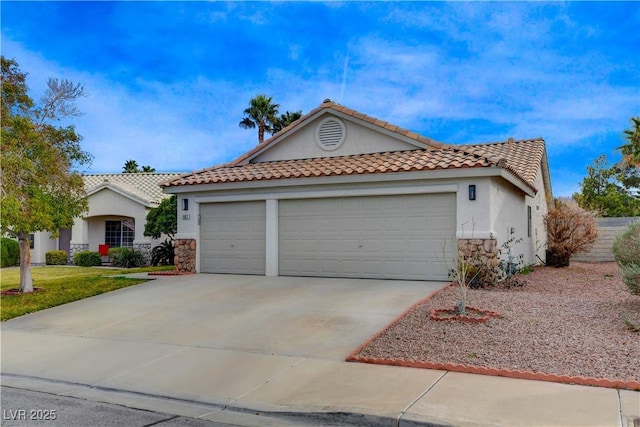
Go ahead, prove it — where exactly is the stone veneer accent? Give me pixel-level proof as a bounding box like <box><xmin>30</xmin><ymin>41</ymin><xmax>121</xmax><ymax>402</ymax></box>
<box><xmin>69</xmin><ymin>243</ymin><xmax>89</xmax><ymax>264</ymax></box>
<box><xmin>457</xmin><ymin>238</ymin><xmax>499</xmax><ymax>268</ymax></box>
<box><xmin>174</xmin><ymin>239</ymin><xmax>196</xmax><ymax>273</ymax></box>
<box><xmin>133</xmin><ymin>242</ymin><xmax>152</xmax><ymax>265</ymax></box>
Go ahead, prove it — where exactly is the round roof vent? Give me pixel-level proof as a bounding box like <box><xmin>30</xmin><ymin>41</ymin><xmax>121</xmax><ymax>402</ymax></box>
<box><xmin>315</xmin><ymin>117</ymin><xmax>346</xmax><ymax>151</ymax></box>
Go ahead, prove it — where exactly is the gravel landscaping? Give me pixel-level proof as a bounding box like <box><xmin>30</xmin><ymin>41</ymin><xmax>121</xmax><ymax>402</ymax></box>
<box><xmin>351</xmin><ymin>262</ymin><xmax>640</xmax><ymax>388</ymax></box>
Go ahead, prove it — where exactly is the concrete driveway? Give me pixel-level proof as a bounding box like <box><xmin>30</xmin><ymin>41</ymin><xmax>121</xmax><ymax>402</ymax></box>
<box><xmin>1</xmin><ymin>274</ymin><xmax>447</xmax><ymax>423</ymax></box>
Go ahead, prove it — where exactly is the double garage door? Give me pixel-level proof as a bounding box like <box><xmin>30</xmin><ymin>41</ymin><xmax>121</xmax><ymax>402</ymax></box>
<box><xmin>200</xmin><ymin>194</ymin><xmax>456</xmax><ymax>280</ymax></box>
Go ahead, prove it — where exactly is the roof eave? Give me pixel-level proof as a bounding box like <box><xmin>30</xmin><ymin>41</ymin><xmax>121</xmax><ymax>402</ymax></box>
<box><xmin>499</xmin><ymin>169</ymin><xmax>537</xmax><ymax>197</ymax></box>
<box><xmin>163</xmin><ymin>164</ymin><xmax>533</xmax><ymax>195</ymax></box>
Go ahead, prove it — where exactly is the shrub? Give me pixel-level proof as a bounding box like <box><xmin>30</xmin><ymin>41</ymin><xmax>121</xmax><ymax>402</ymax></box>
<box><xmin>1</xmin><ymin>237</ymin><xmax>20</xmax><ymax>267</ymax></box>
<box><xmin>613</xmin><ymin>222</ymin><xmax>640</xmax><ymax>296</ymax></box>
<box><xmin>620</xmin><ymin>264</ymin><xmax>640</xmax><ymax>295</ymax></box>
<box><xmin>612</xmin><ymin>222</ymin><xmax>640</xmax><ymax>267</ymax></box>
<box><xmin>544</xmin><ymin>202</ymin><xmax>598</xmax><ymax>267</ymax></box>
<box><xmin>73</xmin><ymin>250</ymin><xmax>102</xmax><ymax>267</ymax></box>
<box><xmin>109</xmin><ymin>247</ymin><xmax>145</xmax><ymax>268</ymax></box>
<box><xmin>151</xmin><ymin>239</ymin><xmax>175</xmax><ymax>266</ymax></box>
<box><xmin>46</xmin><ymin>250</ymin><xmax>68</xmax><ymax>265</ymax></box>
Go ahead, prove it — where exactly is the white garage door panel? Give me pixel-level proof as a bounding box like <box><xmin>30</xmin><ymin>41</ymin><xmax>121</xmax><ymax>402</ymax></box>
<box><xmin>279</xmin><ymin>194</ymin><xmax>456</xmax><ymax>280</ymax></box>
<box><xmin>200</xmin><ymin>201</ymin><xmax>266</xmax><ymax>275</ymax></box>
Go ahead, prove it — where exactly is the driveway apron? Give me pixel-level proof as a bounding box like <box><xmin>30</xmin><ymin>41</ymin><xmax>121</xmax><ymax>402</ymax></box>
<box><xmin>1</xmin><ymin>274</ymin><xmax>445</xmax><ymax>415</ymax></box>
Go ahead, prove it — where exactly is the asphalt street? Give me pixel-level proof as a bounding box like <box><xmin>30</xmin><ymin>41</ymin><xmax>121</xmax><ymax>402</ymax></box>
<box><xmin>1</xmin><ymin>387</ymin><xmax>245</xmax><ymax>427</ymax></box>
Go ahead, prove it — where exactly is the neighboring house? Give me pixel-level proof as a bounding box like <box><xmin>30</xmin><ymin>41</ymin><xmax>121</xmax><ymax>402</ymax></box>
<box><xmin>31</xmin><ymin>173</ymin><xmax>183</xmax><ymax>264</ymax></box>
<box><xmin>164</xmin><ymin>99</ymin><xmax>553</xmax><ymax>281</ymax></box>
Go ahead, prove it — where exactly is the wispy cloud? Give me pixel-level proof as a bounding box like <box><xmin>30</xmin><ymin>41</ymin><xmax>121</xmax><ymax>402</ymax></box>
<box><xmin>1</xmin><ymin>1</ymin><xmax>638</xmax><ymax>196</ymax></box>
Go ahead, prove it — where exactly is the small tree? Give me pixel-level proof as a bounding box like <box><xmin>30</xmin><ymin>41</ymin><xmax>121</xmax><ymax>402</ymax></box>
<box><xmin>574</xmin><ymin>155</ymin><xmax>640</xmax><ymax>217</ymax></box>
<box><xmin>145</xmin><ymin>195</ymin><xmax>177</xmax><ymax>266</ymax></box>
<box><xmin>144</xmin><ymin>195</ymin><xmax>177</xmax><ymax>239</ymax></box>
<box><xmin>544</xmin><ymin>201</ymin><xmax>598</xmax><ymax>267</ymax></box>
<box><xmin>1</xmin><ymin>57</ymin><xmax>92</xmax><ymax>292</ymax></box>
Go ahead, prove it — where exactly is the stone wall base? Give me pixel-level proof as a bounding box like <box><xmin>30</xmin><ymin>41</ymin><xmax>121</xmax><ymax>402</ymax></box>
<box><xmin>457</xmin><ymin>238</ymin><xmax>499</xmax><ymax>268</ymax></box>
<box><xmin>69</xmin><ymin>243</ymin><xmax>89</xmax><ymax>264</ymax></box>
<box><xmin>133</xmin><ymin>242</ymin><xmax>152</xmax><ymax>266</ymax></box>
<box><xmin>175</xmin><ymin>239</ymin><xmax>196</xmax><ymax>273</ymax></box>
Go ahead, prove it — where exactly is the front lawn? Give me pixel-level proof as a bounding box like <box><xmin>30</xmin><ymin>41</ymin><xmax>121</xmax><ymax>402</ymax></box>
<box><xmin>0</xmin><ymin>265</ymin><xmax>173</xmax><ymax>321</ymax></box>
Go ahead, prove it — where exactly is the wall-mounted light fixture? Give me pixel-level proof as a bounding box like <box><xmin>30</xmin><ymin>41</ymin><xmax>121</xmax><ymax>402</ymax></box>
<box><xmin>468</xmin><ymin>185</ymin><xmax>476</xmax><ymax>201</ymax></box>
<box><xmin>182</xmin><ymin>198</ymin><xmax>189</xmax><ymax>211</ymax></box>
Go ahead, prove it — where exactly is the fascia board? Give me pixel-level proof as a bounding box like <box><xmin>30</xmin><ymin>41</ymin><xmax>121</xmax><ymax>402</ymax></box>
<box><xmin>194</xmin><ymin>183</ymin><xmax>459</xmax><ymax>204</ymax></box>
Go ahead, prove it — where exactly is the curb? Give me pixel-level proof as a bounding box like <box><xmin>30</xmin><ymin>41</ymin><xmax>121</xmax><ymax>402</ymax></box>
<box><xmin>0</xmin><ymin>374</ymin><xmax>451</xmax><ymax>427</ymax></box>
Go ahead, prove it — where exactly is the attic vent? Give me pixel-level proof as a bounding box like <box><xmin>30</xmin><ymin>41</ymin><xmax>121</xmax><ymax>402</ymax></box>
<box><xmin>315</xmin><ymin>117</ymin><xmax>346</xmax><ymax>151</ymax></box>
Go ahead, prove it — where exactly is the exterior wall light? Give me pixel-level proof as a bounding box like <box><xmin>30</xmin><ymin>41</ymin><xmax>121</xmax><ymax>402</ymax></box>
<box><xmin>468</xmin><ymin>185</ymin><xmax>476</xmax><ymax>201</ymax></box>
<box><xmin>182</xmin><ymin>198</ymin><xmax>189</xmax><ymax>211</ymax></box>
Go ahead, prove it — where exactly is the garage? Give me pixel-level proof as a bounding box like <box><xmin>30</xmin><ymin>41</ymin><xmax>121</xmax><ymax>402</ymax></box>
<box><xmin>200</xmin><ymin>201</ymin><xmax>266</xmax><ymax>274</ymax></box>
<box><xmin>279</xmin><ymin>193</ymin><xmax>456</xmax><ymax>280</ymax></box>
<box><xmin>166</xmin><ymin>102</ymin><xmax>550</xmax><ymax>278</ymax></box>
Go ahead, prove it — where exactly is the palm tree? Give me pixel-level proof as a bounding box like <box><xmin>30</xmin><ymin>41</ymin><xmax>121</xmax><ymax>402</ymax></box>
<box><xmin>239</xmin><ymin>95</ymin><xmax>280</xmax><ymax>144</ymax></box>
<box><xmin>619</xmin><ymin>117</ymin><xmax>640</xmax><ymax>167</ymax></box>
<box><xmin>273</xmin><ymin>110</ymin><xmax>302</xmax><ymax>133</ymax></box>
<box><xmin>123</xmin><ymin>159</ymin><xmax>139</xmax><ymax>173</ymax></box>
<box><xmin>141</xmin><ymin>165</ymin><xmax>156</xmax><ymax>172</ymax></box>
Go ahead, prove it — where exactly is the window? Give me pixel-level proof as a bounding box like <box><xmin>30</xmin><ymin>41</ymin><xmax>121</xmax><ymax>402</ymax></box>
<box><xmin>105</xmin><ymin>220</ymin><xmax>135</xmax><ymax>248</ymax></box>
<box><xmin>527</xmin><ymin>206</ymin><xmax>532</xmax><ymax>237</ymax></box>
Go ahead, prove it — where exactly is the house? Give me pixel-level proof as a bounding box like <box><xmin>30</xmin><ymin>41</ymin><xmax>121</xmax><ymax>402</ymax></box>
<box><xmin>163</xmin><ymin>100</ymin><xmax>552</xmax><ymax>281</ymax></box>
<box><xmin>31</xmin><ymin>172</ymin><xmax>183</xmax><ymax>264</ymax></box>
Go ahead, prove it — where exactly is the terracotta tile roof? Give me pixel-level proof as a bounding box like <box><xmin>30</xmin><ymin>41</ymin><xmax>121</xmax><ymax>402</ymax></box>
<box><xmin>165</xmin><ymin>138</ymin><xmax>545</xmax><ymax>193</ymax></box>
<box><xmin>164</xmin><ymin>101</ymin><xmax>547</xmax><ymax>194</ymax></box>
<box><xmin>84</xmin><ymin>173</ymin><xmax>184</xmax><ymax>206</ymax></box>
<box><xmin>461</xmin><ymin>138</ymin><xmax>546</xmax><ymax>190</ymax></box>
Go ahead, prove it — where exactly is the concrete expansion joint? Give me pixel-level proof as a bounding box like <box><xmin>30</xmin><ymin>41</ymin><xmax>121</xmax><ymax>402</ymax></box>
<box><xmin>141</xmin><ymin>414</ymin><xmax>180</xmax><ymax>426</ymax></box>
<box><xmin>396</xmin><ymin>371</ymin><xmax>449</xmax><ymax>427</ymax></box>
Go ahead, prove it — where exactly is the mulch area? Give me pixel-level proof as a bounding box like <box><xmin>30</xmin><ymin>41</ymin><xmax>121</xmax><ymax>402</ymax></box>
<box><xmin>347</xmin><ymin>262</ymin><xmax>640</xmax><ymax>390</ymax></box>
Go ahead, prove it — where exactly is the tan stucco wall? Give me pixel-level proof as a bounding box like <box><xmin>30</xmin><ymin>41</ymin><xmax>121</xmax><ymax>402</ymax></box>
<box><xmin>488</xmin><ymin>172</ymin><xmax>549</xmax><ymax>267</ymax></box>
<box><xmin>71</xmin><ymin>188</ymin><xmax>152</xmax><ymax>249</ymax></box>
<box><xmin>31</xmin><ymin>231</ymin><xmax>59</xmax><ymax>264</ymax></box>
<box><xmin>254</xmin><ymin>113</ymin><xmax>418</xmax><ymax>162</ymax></box>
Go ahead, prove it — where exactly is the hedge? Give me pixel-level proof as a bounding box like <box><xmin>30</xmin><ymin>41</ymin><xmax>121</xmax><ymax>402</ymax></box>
<box><xmin>73</xmin><ymin>250</ymin><xmax>102</xmax><ymax>267</ymax></box>
<box><xmin>1</xmin><ymin>238</ymin><xmax>20</xmax><ymax>267</ymax></box>
<box><xmin>46</xmin><ymin>250</ymin><xmax>68</xmax><ymax>265</ymax></box>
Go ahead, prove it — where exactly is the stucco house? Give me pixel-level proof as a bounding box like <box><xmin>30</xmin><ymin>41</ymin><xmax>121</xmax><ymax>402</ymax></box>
<box><xmin>164</xmin><ymin>99</ymin><xmax>552</xmax><ymax>281</ymax></box>
<box><xmin>31</xmin><ymin>172</ymin><xmax>183</xmax><ymax>264</ymax></box>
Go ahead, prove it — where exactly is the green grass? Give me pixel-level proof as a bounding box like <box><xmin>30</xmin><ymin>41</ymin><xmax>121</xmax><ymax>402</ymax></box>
<box><xmin>0</xmin><ymin>265</ymin><xmax>173</xmax><ymax>321</ymax></box>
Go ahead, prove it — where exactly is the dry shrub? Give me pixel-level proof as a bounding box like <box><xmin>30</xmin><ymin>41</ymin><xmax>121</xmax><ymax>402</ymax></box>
<box><xmin>613</xmin><ymin>222</ymin><xmax>640</xmax><ymax>295</ymax></box>
<box><xmin>544</xmin><ymin>201</ymin><xmax>598</xmax><ymax>266</ymax></box>
<box><xmin>612</xmin><ymin>222</ymin><xmax>640</xmax><ymax>267</ymax></box>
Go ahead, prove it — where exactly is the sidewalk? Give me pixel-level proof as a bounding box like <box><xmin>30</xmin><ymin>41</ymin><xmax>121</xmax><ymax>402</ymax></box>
<box><xmin>2</xmin><ymin>330</ymin><xmax>637</xmax><ymax>426</ymax></box>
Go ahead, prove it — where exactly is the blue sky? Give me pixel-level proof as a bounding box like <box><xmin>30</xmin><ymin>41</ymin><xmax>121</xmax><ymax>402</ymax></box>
<box><xmin>2</xmin><ymin>1</ymin><xmax>638</xmax><ymax>196</ymax></box>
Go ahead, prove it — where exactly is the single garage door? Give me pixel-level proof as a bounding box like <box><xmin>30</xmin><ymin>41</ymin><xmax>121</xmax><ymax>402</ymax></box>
<box><xmin>200</xmin><ymin>201</ymin><xmax>266</xmax><ymax>274</ymax></box>
<box><xmin>279</xmin><ymin>194</ymin><xmax>456</xmax><ymax>280</ymax></box>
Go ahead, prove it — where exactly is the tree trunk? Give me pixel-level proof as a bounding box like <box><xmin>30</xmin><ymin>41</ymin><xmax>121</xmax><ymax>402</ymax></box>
<box><xmin>19</xmin><ymin>234</ymin><xmax>33</xmax><ymax>293</ymax></box>
<box><xmin>258</xmin><ymin>123</ymin><xmax>265</xmax><ymax>143</ymax></box>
